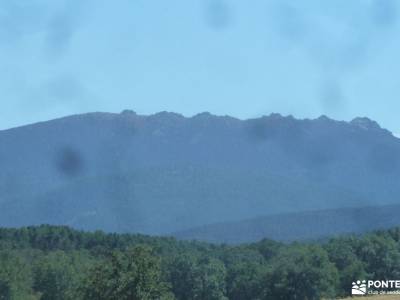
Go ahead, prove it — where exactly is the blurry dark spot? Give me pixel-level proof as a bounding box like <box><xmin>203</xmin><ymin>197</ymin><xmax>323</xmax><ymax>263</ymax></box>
<box><xmin>44</xmin><ymin>0</ymin><xmax>88</xmax><ymax>60</ymax></box>
<box><xmin>246</xmin><ymin>114</ymin><xmax>283</xmax><ymax>141</ymax></box>
<box><xmin>275</xmin><ymin>3</ymin><xmax>306</xmax><ymax>42</ymax></box>
<box><xmin>246</xmin><ymin>114</ymin><xmax>305</xmax><ymax>146</ymax></box>
<box><xmin>371</xmin><ymin>0</ymin><xmax>397</xmax><ymax>28</ymax></box>
<box><xmin>55</xmin><ymin>147</ymin><xmax>84</xmax><ymax>177</ymax></box>
<box><xmin>45</xmin><ymin>13</ymin><xmax>75</xmax><ymax>58</ymax></box>
<box><xmin>304</xmin><ymin>138</ymin><xmax>339</xmax><ymax>167</ymax></box>
<box><xmin>320</xmin><ymin>81</ymin><xmax>345</xmax><ymax>113</ymax></box>
<box><xmin>121</xmin><ymin>109</ymin><xmax>137</xmax><ymax>115</ymax></box>
<box><xmin>204</xmin><ymin>0</ymin><xmax>231</xmax><ymax>30</ymax></box>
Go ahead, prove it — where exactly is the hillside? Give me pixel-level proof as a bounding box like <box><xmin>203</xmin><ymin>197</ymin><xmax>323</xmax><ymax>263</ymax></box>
<box><xmin>1</xmin><ymin>111</ymin><xmax>400</xmax><ymax>235</ymax></box>
<box><xmin>174</xmin><ymin>204</ymin><xmax>400</xmax><ymax>243</ymax></box>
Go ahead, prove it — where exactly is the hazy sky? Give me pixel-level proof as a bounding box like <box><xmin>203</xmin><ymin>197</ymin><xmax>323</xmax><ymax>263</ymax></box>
<box><xmin>1</xmin><ymin>0</ymin><xmax>400</xmax><ymax>133</ymax></box>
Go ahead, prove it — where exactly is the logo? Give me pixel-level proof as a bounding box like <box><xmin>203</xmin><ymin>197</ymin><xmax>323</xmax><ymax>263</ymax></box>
<box><xmin>351</xmin><ymin>280</ymin><xmax>400</xmax><ymax>296</ymax></box>
<box><xmin>352</xmin><ymin>280</ymin><xmax>367</xmax><ymax>295</ymax></box>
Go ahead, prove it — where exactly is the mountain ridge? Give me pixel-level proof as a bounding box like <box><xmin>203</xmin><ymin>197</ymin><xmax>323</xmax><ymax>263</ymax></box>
<box><xmin>1</xmin><ymin>110</ymin><xmax>391</xmax><ymax>136</ymax></box>
<box><xmin>1</xmin><ymin>110</ymin><xmax>399</xmax><ymax>238</ymax></box>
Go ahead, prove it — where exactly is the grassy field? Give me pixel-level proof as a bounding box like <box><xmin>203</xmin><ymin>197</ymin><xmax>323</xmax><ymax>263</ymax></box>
<box><xmin>340</xmin><ymin>295</ymin><xmax>400</xmax><ymax>299</ymax></box>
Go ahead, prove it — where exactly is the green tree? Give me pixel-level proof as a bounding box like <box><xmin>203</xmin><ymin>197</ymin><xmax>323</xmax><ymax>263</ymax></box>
<box><xmin>265</xmin><ymin>245</ymin><xmax>339</xmax><ymax>300</ymax></box>
<box><xmin>221</xmin><ymin>247</ymin><xmax>268</xmax><ymax>300</ymax></box>
<box><xmin>252</xmin><ymin>239</ymin><xmax>283</xmax><ymax>261</ymax></box>
<box><xmin>353</xmin><ymin>234</ymin><xmax>400</xmax><ymax>281</ymax></box>
<box><xmin>82</xmin><ymin>245</ymin><xmax>173</xmax><ymax>300</ymax></box>
<box><xmin>33</xmin><ymin>251</ymin><xmax>82</xmax><ymax>300</ymax></box>
<box><xmin>168</xmin><ymin>254</ymin><xmax>199</xmax><ymax>300</ymax></box>
<box><xmin>194</xmin><ymin>257</ymin><xmax>228</xmax><ymax>300</ymax></box>
<box><xmin>0</xmin><ymin>251</ymin><xmax>35</xmax><ymax>300</ymax></box>
<box><xmin>0</xmin><ymin>278</ymin><xmax>11</xmax><ymax>300</ymax></box>
<box><xmin>168</xmin><ymin>255</ymin><xmax>228</xmax><ymax>300</ymax></box>
<box><xmin>324</xmin><ymin>237</ymin><xmax>367</xmax><ymax>297</ymax></box>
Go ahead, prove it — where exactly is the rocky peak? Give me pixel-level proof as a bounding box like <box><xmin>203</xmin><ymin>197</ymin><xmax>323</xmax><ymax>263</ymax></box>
<box><xmin>351</xmin><ymin>117</ymin><xmax>382</xmax><ymax>131</ymax></box>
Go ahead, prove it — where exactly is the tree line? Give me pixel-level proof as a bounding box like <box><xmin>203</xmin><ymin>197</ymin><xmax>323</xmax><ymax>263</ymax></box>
<box><xmin>1</xmin><ymin>225</ymin><xmax>400</xmax><ymax>299</ymax></box>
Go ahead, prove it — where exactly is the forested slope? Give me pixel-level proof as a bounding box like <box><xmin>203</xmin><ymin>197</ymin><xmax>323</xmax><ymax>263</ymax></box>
<box><xmin>1</xmin><ymin>225</ymin><xmax>400</xmax><ymax>299</ymax></box>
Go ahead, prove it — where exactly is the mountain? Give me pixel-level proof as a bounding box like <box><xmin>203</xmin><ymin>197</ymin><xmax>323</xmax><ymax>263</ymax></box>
<box><xmin>173</xmin><ymin>204</ymin><xmax>400</xmax><ymax>244</ymax></box>
<box><xmin>1</xmin><ymin>110</ymin><xmax>400</xmax><ymax>236</ymax></box>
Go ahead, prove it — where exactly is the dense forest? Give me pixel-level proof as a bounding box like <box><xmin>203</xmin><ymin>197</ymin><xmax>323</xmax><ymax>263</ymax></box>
<box><xmin>1</xmin><ymin>226</ymin><xmax>400</xmax><ymax>299</ymax></box>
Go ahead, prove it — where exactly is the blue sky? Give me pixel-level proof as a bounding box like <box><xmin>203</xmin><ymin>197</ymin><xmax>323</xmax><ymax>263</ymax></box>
<box><xmin>1</xmin><ymin>0</ymin><xmax>400</xmax><ymax>133</ymax></box>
